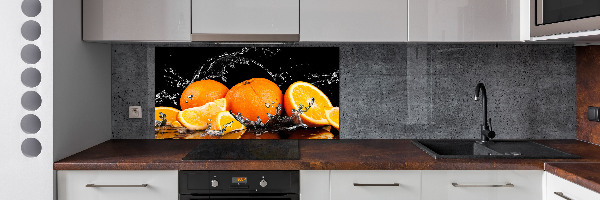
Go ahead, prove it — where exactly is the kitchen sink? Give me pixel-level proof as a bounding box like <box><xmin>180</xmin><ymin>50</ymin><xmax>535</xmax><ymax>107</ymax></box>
<box><xmin>412</xmin><ymin>140</ymin><xmax>579</xmax><ymax>159</ymax></box>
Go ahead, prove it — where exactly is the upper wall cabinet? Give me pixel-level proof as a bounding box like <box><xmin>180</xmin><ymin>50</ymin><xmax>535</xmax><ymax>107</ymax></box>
<box><xmin>300</xmin><ymin>0</ymin><xmax>408</xmax><ymax>42</ymax></box>
<box><xmin>83</xmin><ymin>0</ymin><xmax>191</xmax><ymax>41</ymax></box>
<box><xmin>409</xmin><ymin>0</ymin><xmax>530</xmax><ymax>42</ymax></box>
<box><xmin>191</xmin><ymin>0</ymin><xmax>300</xmax><ymax>41</ymax></box>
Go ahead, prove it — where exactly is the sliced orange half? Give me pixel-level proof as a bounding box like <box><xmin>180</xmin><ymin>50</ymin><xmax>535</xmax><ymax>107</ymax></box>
<box><xmin>284</xmin><ymin>81</ymin><xmax>333</xmax><ymax>127</ymax></box>
<box><xmin>324</xmin><ymin>107</ymin><xmax>339</xmax><ymax>130</ymax></box>
<box><xmin>177</xmin><ymin>98</ymin><xmax>227</xmax><ymax>130</ymax></box>
<box><xmin>155</xmin><ymin>107</ymin><xmax>180</xmax><ymax>125</ymax></box>
<box><xmin>210</xmin><ymin>111</ymin><xmax>246</xmax><ymax>134</ymax></box>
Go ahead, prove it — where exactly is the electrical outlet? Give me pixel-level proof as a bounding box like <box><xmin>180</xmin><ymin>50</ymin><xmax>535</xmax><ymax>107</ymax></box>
<box><xmin>129</xmin><ymin>106</ymin><xmax>142</xmax><ymax>119</ymax></box>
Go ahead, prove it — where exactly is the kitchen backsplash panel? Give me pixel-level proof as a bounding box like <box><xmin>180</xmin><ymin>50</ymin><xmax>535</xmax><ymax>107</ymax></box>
<box><xmin>112</xmin><ymin>43</ymin><xmax>576</xmax><ymax>139</ymax></box>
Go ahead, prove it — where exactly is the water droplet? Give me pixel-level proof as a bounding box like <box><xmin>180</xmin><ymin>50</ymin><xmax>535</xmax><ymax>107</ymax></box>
<box><xmin>188</xmin><ymin>95</ymin><xmax>193</xmax><ymax>100</ymax></box>
<box><xmin>265</xmin><ymin>103</ymin><xmax>271</xmax><ymax>108</ymax></box>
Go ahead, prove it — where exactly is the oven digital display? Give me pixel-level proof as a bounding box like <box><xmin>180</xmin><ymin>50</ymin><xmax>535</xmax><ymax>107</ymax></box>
<box><xmin>232</xmin><ymin>177</ymin><xmax>247</xmax><ymax>184</ymax></box>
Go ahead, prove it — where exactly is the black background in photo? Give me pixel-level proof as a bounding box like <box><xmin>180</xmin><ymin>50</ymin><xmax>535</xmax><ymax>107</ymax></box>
<box><xmin>155</xmin><ymin>47</ymin><xmax>340</xmax><ymax>112</ymax></box>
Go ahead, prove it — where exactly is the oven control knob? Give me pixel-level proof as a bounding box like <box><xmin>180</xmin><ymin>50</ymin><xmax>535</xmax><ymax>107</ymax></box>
<box><xmin>259</xmin><ymin>179</ymin><xmax>267</xmax><ymax>187</ymax></box>
<box><xmin>211</xmin><ymin>180</ymin><xmax>218</xmax><ymax>188</ymax></box>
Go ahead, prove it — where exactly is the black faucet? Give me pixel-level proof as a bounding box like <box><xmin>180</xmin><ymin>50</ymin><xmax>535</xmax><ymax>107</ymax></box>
<box><xmin>474</xmin><ymin>83</ymin><xmax>495</xmax><ymax>143</ymax></box>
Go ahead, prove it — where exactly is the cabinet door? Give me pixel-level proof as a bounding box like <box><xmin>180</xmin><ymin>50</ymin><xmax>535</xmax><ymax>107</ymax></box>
<box><xmin>422</xmin><ymin>170</ymin><xmax>542</xmax><ymax>200</ymax></box>
<box><xmin>301</xmin><ymin>0</ymin><xmax>408</xmax><ymax>42</ymax></box>
<box><xmin>82</xmin><ymin>0</ymin><xmax>191</xmax><ymax>41</ymax></box>
<box><xmin>300</xmin><ymin>170</ymin><xmax>330</xmax><ymax>200</ymax></box>
<box><xmin>409</xmin><ymin>0</ymin><xmax>529</xmax><ymax>42</ymax></box>
<box><xmin>57</xmin><ymin>170</ymin><xmax>178</xmax><ymax>200</ymax></box>
<box><xmin>330</xmin><ymin>170</ymin><xmax>420</xmax><ymax>200</ymax></box>
<box><xmin>545</xmin><ymin>172</ymin><xmax>600</xmax><ymax>200</ymax></box>
<box><xmin>192</xmin><ymin>0</ymin><xmax>299</xmax><ymax>35</ymax></box>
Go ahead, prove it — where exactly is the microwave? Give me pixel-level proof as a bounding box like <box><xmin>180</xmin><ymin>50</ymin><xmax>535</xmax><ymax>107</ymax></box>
<box><xmin>531</xmin><ymin>0</ymin><xmax>600</xmax><ymax>38</ymax></box>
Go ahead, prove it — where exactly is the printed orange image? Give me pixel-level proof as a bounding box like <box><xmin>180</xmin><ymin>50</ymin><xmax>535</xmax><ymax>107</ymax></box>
<box><xmin>155</xmin><ymin>47</ymin><xmax>339</xmax><ymax>139</ymax></box>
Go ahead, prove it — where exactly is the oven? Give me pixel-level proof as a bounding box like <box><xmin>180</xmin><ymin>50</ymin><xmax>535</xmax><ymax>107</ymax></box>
<box><xmin>179</xmin><ymin>171</ymin><xmax>299</xmax><ymax>200</ymax></box>
<box><xmin>531</xmin><ymin>0</ymin><xmax>600</xmax><ymax>37</ymax></box>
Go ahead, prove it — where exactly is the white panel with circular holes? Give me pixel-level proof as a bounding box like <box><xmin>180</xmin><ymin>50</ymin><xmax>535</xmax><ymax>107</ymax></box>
<box><xmin>0</xmin><ymin>0</ymin><xmax>53</xmax><ymax>199</ymax></box>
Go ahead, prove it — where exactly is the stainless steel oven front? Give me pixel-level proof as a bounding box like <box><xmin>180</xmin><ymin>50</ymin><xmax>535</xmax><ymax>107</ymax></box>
<box><xmin>179</xmin><ymin>171</ymin><xmax>299</xmax><ymax>200</ymax></box>
<box><xmin>531</xmin><ymin>0</ymin><xmax>600</xmax><ymax>37</ymax></box>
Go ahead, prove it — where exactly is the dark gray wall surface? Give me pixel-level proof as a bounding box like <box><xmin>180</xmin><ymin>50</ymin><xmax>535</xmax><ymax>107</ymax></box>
<box><xmin>112</xmin><ymin>43</ymin><xmax>576</xmax><ymax>139</ymax></box>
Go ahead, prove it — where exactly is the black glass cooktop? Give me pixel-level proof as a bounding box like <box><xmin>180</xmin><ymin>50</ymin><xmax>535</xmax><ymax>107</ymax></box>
<box><xmin>182</xmin><ymin>140</ymin><xmax>300</xmax><ymax>160</ymax></box>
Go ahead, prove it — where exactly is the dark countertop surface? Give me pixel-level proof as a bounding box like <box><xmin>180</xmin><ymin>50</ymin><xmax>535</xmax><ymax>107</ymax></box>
<box><xmin>54</xmin><ymin>139</ymin><xmax>600</xmax><ymax>171</ymax></box>
<box><xmin>545</xmin><ymin>162</ymin><xmax>600</xmax><ymax>194</ymax></box>
<box><xmin>54</xmin><ymin>139</ymin><xmax>600</xmax><ymax>193</ymax></box>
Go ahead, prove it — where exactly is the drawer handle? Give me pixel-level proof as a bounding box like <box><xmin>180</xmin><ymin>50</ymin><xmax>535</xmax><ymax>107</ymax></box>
<box><xmin>353</xmin><ymin>183</ymin><xmax>400</xmax><ymax>186</ymax></box>
<box><xmin>451</xmin><ymin>183</ymin><xmax>514</xmax><ymax>188</ymax></box>
<box><xmin>86</xmin><ymin>184</ymin><xmax>149</xmax><ymax>188</ymax></box>
<box><xmin>554</xmin><ymin>192</ymin><xmax>573</xmax><ymax>200</ymax></box>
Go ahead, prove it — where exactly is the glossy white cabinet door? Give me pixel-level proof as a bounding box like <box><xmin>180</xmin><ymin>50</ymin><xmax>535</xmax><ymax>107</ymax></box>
<box><xmin>409</xmin><ymin>0</ymin><xmax>529</xmax><ymax>42</ymax></box>
<box><xmin>422</xmin><ymin>170</ymin><xmax>543</xmax><ymax>200</ymax></box>
<box><xmin>300</xmin><ymin>170</ymin><xmax>330</xmax><ymax>200</ymax></box>
<box><xmin>301</xmin><ymin>0</ymin><xmax>408</xmax><ymax>42</ymax></box>
<box><xmin>545</xmin><ymin>172</ymin><xmax>600</xmax><ymax>200</ymax></box>
<box><xmin>330</xmin><ymin>170</ymin><xmax>420</xmax><ymax>200</ymax></box>
<box><xmin>192</xmin><ymin>0</ymin><xmax>299</xmax><ymax>34</ymax></box>
<box><xmin>57</xmin><ymin>170</ymin><xmax>178</xmax><ymax>200</ymax></box>
<box><xmin>83</xmin><ymin>0</ymin><xmax>191</xmax><ymax>41</ymax></box>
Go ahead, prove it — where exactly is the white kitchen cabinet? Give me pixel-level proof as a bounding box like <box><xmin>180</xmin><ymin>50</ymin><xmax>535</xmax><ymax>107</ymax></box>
<box><xmin>191</xmin><ymin>0</ymin><xmax>299</xmax><ymax>41</ymax></box>
<box><xmin>83</xmin><ymin>0</ymin><xmax>191</xmax><ymax>41</ymax></box>
<box><xmin>57</xmin><ymin>170</ymin><xmax>178</xmax><ymax>200</ymax></box>
<box><xmin>409</xmin><ymin>0</ymin><xmax>529</xmax><ymax>42</ymax></box>
<box><xmin>300</xmin><ymin>0</ymin><xmax>408</xmax><ymax>42</ymax></box>
<box><xmin>545</xmin><ymin>172</ymin><xmax>600</xmax><ymax>200</ymax></box>
<box><xmin>422</xmin><ymin>170</ymin><xmax>543</xmax><ymax>200</ymax></box>
<box><xmin>300</xmin><ymin>170</ymin><xmax>330</xmax><ymax>200</ymax></box>
<box><xmin>330</xmin><ymin>170</ymin><xmax>421</xmax><ymax>200</ymax></box>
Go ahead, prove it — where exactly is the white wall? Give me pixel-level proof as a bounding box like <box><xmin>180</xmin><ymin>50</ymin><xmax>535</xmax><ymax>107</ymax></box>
<box><xmin>53</xmin><ymin>0</ymin><xmax>112</xmax><ymax>162</ymax></box>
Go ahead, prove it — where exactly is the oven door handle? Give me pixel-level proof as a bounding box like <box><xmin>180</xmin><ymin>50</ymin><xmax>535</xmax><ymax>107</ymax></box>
<box><xmin>210</xmin><ymin>196</ymin><xmax>297</xmax><ymax>199</ymax></box>
<box><xmin>180</xmin><ymin>194</ymin><xmax>298</xmax><ymax>200</ymax></box>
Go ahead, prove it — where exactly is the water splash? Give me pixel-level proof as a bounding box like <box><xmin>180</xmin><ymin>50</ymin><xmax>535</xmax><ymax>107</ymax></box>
<box><xmin>155</xmin><ymin>90</ymin><xmax>179</xmax><ymax>106</ymax></box>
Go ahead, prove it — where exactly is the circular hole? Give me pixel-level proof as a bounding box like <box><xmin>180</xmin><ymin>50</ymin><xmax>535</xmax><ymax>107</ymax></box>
<box><xmin>21</xmin><ymin>138</ymin><xmax>42</xmax><ymax>157</ymax></box>
<box><xmin>21</xmin><ymin>91</ymin><xmax>42</xmax><ymax>111</ymax></box>
<box><xmin>21</xmin><ymin>0</ymin><xmax>41</xmax><ymax>17</ymax></box>
<box><xmin>21</xmin><ymin>44</ymin><xmax>41</xmax><ymax>64</ymax></box>
<box><xmin>21</xmin><ymin>114</ymin><xmax>41</xmax><ymax>134</ymax></box>
<box><xmin>21</xmin><ymin>20</ymin><xmax>41</xmax><ymax>41</ymax></box>
<box><xmin>21</xmin><ymin>68</ymin><xmax>41</xmax><ymax>88</ymax></box>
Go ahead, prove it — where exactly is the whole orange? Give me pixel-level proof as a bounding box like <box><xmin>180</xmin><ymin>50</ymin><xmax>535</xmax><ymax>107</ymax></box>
<box><xmin>225</xmin><ymin>78</ymin><xmax>283</xmax><ymax>123</ymax></box>
<box><xmin>180</xmin><ymin>79</ymin><xmax>229</xmax><ymax>110</ymax></box>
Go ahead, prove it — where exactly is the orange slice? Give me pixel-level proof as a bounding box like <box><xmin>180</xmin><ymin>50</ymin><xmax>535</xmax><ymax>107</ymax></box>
<box><xmin>284</xmin><ymin>81</ymin><xmax>333</xmax><ymax>127</ymax></box>
<box><xmin>324</xmin><ymin>107</ymin><xmax>339</xmax><ymax>130</ymax></box>
<box><xmin>171</xmin><ymin>121</ymin><xmax>182</xmax><ymax>127</ymax></box>
<box><xmin>155</xmin><ymin>107</ymin><xmax>180</xmax><ymax>125</ymax></box>
<box><xmin>213</xmin><ymin>98</ymin><xmax>228</xmax><ymax>110</ymax></box>
<box><xmin>177</xmin><ymin>98</ymin><xmax>227</xmax><ymax>130</ymax></box>
<box><xmin>210</xmin><ymin>111</ymin><xmax>246</xmax><ymax>134</ymax></box>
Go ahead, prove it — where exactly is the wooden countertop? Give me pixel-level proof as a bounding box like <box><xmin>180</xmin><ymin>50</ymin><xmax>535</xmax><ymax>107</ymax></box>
<box><xmin>545</xmin><ymin>162</ymin><xmax>600</xmax><ymax>194</ymax></box>
<box><xmin>54</xmin><ymin>139</ymin><xmax>600</xmax><ymax>171</ymax></box>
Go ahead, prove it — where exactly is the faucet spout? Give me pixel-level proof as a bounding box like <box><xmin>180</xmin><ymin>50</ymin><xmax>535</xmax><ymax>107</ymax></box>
<box><xmin>474</xmin><ymin>83</ymin><xmax>495</xmax><ymax>142</ymax></box>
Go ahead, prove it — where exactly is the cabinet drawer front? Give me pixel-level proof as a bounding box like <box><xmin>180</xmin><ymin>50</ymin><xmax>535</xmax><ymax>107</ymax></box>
<box><xmin>300</xmin><ymin>0</ymin><xmax>408</xmax><ymax>42</ymax></box>
<box><xmin>57</xmin><ymin>170</ymin><xmax>178</xmax><ymax>200</ymax></box>
<box><xmin>546</xmin><ymin>173</ymin><xmax>600</xmax><ymax>200</ymax></box>
<box><xmin>83</xmin><ymin>0</ymin><xmax>191</xmax><ymax>41</ymax></box>
<box><xmin>422</xmin><ymin>170</ymin><xmax>542</xmax><ymax>200</ymax></box>
<box><xmin>330</xmin><ymin>170</ymin><xmax>421</xmax><ymax>200</ymax></box>
<box><xmin>192</xmin><ymin>0</ymin><xmax>299</xmax><ymax>34</ymax></box>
